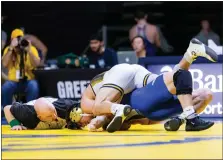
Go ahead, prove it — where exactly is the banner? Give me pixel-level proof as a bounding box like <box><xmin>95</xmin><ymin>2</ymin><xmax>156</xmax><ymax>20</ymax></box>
<box><xmin>34</xmin><ymin>69</ymin><xmax>107</xmax><ymax>101</ymax></box>
<box><xmin>147</xmin><ymin>64</ymin><xmax>222</xmax><ymax>117</ymax></box>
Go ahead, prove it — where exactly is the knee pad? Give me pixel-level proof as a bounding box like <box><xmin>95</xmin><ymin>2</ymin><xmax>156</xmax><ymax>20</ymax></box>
<box><xmin>173</xmin><ymin>69</ymin><xmax>193</xmax><ymax>95</ymax></box>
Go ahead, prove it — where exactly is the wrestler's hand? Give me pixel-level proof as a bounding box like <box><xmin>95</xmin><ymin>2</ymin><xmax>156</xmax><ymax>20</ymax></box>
<box><xmin>11</xmin><ymin>125</ymin><xmax>27</xmax><ymax>130</ymax></box>
<box><xmin>87</xmin><ymin>123</ymin><xmax>98</xmax><ymax>132</ymax></box>
<box><xmin>87</xmin><ymin>115</ymin><xmax>108</xmax><ymax>132</ymax></box>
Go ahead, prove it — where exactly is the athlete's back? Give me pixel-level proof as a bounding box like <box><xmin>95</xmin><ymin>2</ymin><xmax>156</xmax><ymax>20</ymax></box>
<box><xmin>25</xmin><ymin>97</ymin><xmax>58</xmax><ymax>106</ymax></box>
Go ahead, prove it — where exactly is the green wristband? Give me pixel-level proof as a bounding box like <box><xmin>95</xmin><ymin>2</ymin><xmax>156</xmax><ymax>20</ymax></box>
<box><xmin>9</xmin><ymin>119</ymin><xmax>21</xmax><ymax>127</ymax></box>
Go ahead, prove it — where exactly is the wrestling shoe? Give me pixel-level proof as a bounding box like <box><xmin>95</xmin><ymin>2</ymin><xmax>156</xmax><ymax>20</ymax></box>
<box><xmin>185</xmin><ymin>116</ymin><xmax>214</xmax><ymax>131</ymax></box>
<box><xmin>106</xmin><ymin>105</ymin><xmax>132</xmax><ymax>133</ymax></box>
<box><xmin>102</xmin><ymin>122</ymin><xmax>109</xmax><ymax>131</ymax></box>
<box><xmin>164</xmin><ymin>117</ymin><xmax>185</xmax><ymax>131</ymax></box>
<box><xmin>186</xmin><ymin>38</ymin><xmax>218</xmax><ymax>62</ymax></box>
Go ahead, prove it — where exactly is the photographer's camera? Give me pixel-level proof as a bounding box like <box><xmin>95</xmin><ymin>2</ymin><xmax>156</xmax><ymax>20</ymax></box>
<box><xmin>17</xmin><ymin>37</ymin><xmax>29</xmax><ymax>49</ymax></box>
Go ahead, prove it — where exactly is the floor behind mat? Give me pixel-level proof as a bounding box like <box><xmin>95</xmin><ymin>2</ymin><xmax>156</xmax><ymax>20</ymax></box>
<box><xmin>2</xmin><ymin>122</ymin><xmax>223</xmax><ymax>159</ymax></box>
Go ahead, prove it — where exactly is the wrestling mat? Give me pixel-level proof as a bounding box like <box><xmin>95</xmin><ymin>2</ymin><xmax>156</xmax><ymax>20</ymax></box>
<box><xmin>2</xmin><ymin>122</ymin><xmax>223</xmax><ymax>159</ymax></box>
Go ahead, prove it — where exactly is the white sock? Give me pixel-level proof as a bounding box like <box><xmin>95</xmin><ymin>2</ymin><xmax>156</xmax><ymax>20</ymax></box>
<box><xmin>179</xmin><ymin>106</ymin><xmax>196</xmax><ymax>119</ymax></box>
<box><xmin>110</xmin><ymin>103</ymin><xmax>124</xmax><ymax>115</ymax></box>
<box><xmin>183</xmin><ymin>51</ymin><xmax>194</xmax><ymax>64</ymax></box>
<box><xmin>95</xmin><ymin>115</ymin><xmax>108</xmax><ymax>123</ymax></box>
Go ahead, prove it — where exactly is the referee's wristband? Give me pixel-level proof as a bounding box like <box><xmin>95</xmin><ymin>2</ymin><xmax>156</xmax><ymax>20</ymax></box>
<box><xmin>9</xmin><ymin>119</ymin><xmax>21</xmax><ymax>127</ymax></box>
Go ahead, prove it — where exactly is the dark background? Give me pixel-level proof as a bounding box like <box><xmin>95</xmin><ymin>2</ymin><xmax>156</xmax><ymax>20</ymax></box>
<box><xmin>2</xmin><ymin>1</ymin><xmax>223</xmax><ymax>59</ymax></box>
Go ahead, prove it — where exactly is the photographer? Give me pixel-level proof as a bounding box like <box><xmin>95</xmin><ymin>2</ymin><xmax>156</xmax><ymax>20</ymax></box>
<box><xmin>1</xmin><ymin>29</ymin><xmax>40</xmax><ymax>108</ymax></box>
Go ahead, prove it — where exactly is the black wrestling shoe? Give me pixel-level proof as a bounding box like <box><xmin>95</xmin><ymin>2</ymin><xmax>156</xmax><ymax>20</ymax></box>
<box><xmin>103</xmin><ymin>121</ymin><xmax>131</xmax><ymax>131</ymax></box>
<box><xmin>164</xmin><ymin>117</ymin><xmax>184</xmax><ymax>131</ymax></box>
<box><xmin>102</xmin><ymin>122</ymin><xmax>109</xmax><ymax>131</ymax></box>
<box><xmin>185</xmin><ymin>116</ymin><xmax>214</xmax><ymax>131</ymax></box>
<box><xmin>106</xmin><ymin>105</ymin><xmax>132</xmax><ymax>133</ymax></box>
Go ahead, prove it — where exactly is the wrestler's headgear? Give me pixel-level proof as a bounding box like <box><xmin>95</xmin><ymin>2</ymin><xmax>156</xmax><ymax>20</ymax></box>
<box><xmin>69</xmin><ymin>107</ymin><xmax>83</xmax><ymax>123</ymax></box>
<box><xmin>66</xmin><ymin>102</ymin><xmax>83</xmax><ymax>129</ymax></box>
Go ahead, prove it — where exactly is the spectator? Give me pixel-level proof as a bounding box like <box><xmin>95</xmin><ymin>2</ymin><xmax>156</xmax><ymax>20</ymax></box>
<box><xmin>22</xmin><ymin>28</ymin><xmax>48</xmax><ymax>66</ymax></box>
<box><xmin>129</xmin><ymin>10</ymin><xmax>160</xmax><ymax>56</ymax></box>
<box><xmin>1</xmin><ymin>16</ymin><xmax>7</xmax><ymax>50</ymax></box>
<box><xmin>131</xmin><ymin>36</ymin><xmax>147</xmax><ymax>58</ymax></box>
<box><xmin>2</xmin><ymin>16</ymin><xmax>8</xmax><ymax>84</ymax></box>
<box><xmin>129</xmin><ymin>10</ymin><xmax>173</xmax><ymax>56</ymax></box>
<box><xmin>195</xmin><ymin>20</ymin><xmax>220</xmax><ymax>46</ymax></box>
<box><xmin>1</xmin><ymin>29</ymin><xmax>40</xmax><ymax>108</ymax></box>
<box><xmin>87</xmin><ymin>34</ymin><xmax>118</xmax><ymax>69</ymax></box>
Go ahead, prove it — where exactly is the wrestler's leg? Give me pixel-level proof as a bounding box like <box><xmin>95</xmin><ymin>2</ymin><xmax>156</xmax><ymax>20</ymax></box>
<box><xmin>173</xmin><ymin>38</ymin><xmax>218</xmax><ymax>71</ymax></box>
<box><xmin>163</xmin><ymin>38</ymin><xmax>217</xmax><ymax>119</ymax></box>
<box><xmin>130</xmin><ymin>72</ymin><xmax>214</xmax><ymax>131</ymax></box>
<box><xmin>119</xmin><ymin>89</ymin><xmax>213</xmax><ymax>131</ymax></box>
<box><xmin>93</xmin><ymin>87</ymin><xmax>122</xmax><ymax>115</ymax></box>
<box><xmin>161</xmin><ymin>39</ymin><xmax>217</xmax><ymax>131</ymax></box>
<box><xmin>163</xmin><ymin>88</ymin><xmax>214</xmax><ymax>131</ymax></box>
<box><xmin>163</xmin><ymin>71</ymin><xmax>196</xmax><ymax>119</ymax></box>
<box><xmin>129</xmin><ymin>88</ymin><xmax>213</xmax><ymax>131</ymax></box>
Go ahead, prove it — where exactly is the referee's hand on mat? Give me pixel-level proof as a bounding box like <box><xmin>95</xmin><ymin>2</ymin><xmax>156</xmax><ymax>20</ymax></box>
<box><xmin>11</xmin><ymin>125</ymin><xmax>27</xmax><ymax>131</ymax></box>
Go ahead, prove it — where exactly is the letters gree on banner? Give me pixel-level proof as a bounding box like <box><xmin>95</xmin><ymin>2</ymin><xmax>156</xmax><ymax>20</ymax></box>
<box><xmin>34</xmin><ymin>69</ymin><xmax>107</xmax><ymax>101</ymax></box>
<box><xmin>147</xmin><ymin>64</ymin><xmax>222</xmax><ymax>118</ymax></box>
<box><xmin>57</xmin><ymin>80</ymin><xmax>90</xmax><ymax>99</ymax></box>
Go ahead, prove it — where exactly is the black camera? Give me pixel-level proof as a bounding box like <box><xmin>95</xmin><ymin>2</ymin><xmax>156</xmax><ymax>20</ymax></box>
<box><xmin>19</xmin><ymin>38</ymin><xmax>29</xmax><ymax>48</ymax></box>
<box><xmin>19</xmin><ymin>39</ymin><xmax>29</xmax><ymax>47</ymax></box>
<box><xmin>17</xmin><ymin>36</ymin><xmax>29</xmax><ymax>48</ymax></box>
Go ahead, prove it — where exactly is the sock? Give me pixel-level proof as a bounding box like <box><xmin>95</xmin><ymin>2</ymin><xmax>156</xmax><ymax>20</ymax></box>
<box><xmin>183</xmin><ymin>51</ymin><xmax>194</xmax><ymax>64</ymax></box>
<box><xmin>95</xmin><ymin>115</ymin><xmax>108</xmax><ymax>123</ymax></box>
<box><xmin>179</xmin><ymin>106</ymin><xmax>197</xmax><ymax>120</ymax></box>
<box><xmin>110</xmin><ymin>103</ymin><xmax>125</xmax><ymax>115</ymax></box>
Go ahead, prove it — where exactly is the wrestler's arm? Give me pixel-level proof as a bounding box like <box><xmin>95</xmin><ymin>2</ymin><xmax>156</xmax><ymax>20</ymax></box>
<box><xmin>4</xmin><ymin>105</ymin><xmax>15</xmax><ymax>123</ymax></box>
<box><xmin>81</xmin><ymin>85</ymin><xmax>96</xmax><ymax>114</ymax></box>
<box><xmin>81</xmin><ymin>85</ymin><xmax>123</xmax><ymax>131</ymax></box>
<box><xmin>4</xmin><ymin>105</ymin><xmax>27</xmax><ymax>130</ymax></box>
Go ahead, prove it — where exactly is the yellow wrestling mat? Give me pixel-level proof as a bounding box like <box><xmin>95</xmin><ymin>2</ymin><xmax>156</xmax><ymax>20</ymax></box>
<box><xmin>2</xmin><ymin>123</ymin><xmax>223</xmax><ymax>159</ymax></box>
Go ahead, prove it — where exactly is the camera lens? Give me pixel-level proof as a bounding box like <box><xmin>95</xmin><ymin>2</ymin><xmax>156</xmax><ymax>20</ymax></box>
<box><xmin>20</xmin><ymin>39</ymin><xmax>29</xmax><ymax>47</ymax></box>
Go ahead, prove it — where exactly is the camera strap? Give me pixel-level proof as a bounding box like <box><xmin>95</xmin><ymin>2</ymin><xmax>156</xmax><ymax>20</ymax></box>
<box><xmin>17</xmin><ymin>50</ymin><xmax>26</xmax><ymax>103</ymax></box>
<box><xmin>19</xmin><ymin>50</ymin><xmax>26</xmax><ymax>79</ymax></box>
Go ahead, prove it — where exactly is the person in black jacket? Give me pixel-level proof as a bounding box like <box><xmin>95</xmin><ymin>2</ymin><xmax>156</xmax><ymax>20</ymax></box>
<box><xmin>87</xmin><ymin>34</ymin><xmax>118</xmax><ymax>69</ymax></box>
